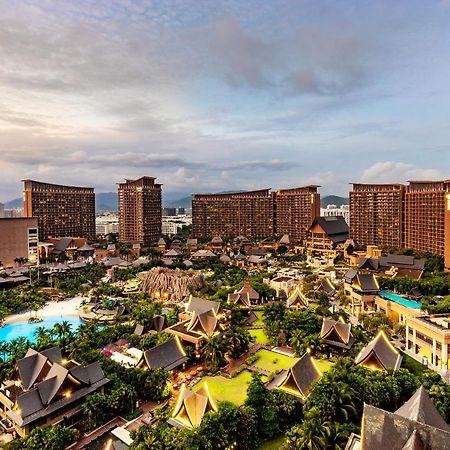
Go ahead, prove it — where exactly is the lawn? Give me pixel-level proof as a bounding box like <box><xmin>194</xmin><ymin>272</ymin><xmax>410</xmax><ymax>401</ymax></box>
<box><xmin>253</xmin><ymin>310</ymin><xmax>264</xmax><ymax>326</ymax></box>
<box><xmin>258</xmin><ymin>435</ymin><xmax>286</xmax><ymax>450</ymax></box>
<box><xmin>249</xmin><ymin>328</ymin><xmax>270</xmax><ymax>345</ymax></box>
<box><xmin>314</xmin><ymin>358</ymin><xmax>334</xmax><ymax>373</ymax></box>
<box><xmin>192</xmin><ymin>370</ymin><xmax>267</xmax><ymax>405</ymax></box>
<box><xmin>253</xmin><ymin>349</ymin><xmax>299</xmax><ymax>373</ymax></box>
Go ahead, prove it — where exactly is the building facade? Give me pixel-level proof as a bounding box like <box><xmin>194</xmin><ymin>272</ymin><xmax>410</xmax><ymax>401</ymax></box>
<box><xmin>118</xmin><ymin>176</ymin><xmax>162</xmax><ymax>244</ymax></box>
<box><xmin>404</xmin><ymin>180</ymin><xmax>450</xmax><ymax>263</ymax></box>
<box><xmin>23</xmin><ymin>180</ymin><xmax>95</xmax><ymax>241</ymax></box>
<box><xmin>273</xmin><ymin>186</ymin><xmax>320</xmax><ymax>243</ymax></box>
<box><xmin>192</xmin><ymin>189</ymin><xmax>274</xmax><ymax>239</ymax></box>
<box><xmin>0</xmin><ymin>218</ymin><xmax>39</xmax><ymax>267</ymax></box>
<box><xmin>349</xmin><ymin>183</ymin><xmax>405</xmax><ymax>249</ymax></box>
<box><xmin>320</xmin><ymin>204</ymin><xmax>350</xmax><ymax>224</ymax></box>
<box><xmin>192</xmin><ymin>186</ymin><xmax>320</xmax><ymax>241</ymax></box>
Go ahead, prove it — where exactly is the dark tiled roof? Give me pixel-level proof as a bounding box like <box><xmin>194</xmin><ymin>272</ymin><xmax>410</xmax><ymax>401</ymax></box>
<box><xmin>356</xmin><ymin>273</ymin><xmax>379</xmax><ymax>291</ymax></box>
<box><xmin>355</xmin><ymin>332</ymin><xmax>402</xmax><ymax>371</ymax></box>
<box><xmin>228</xmin><ymin>292</ymin><xmax>251</xmax><ymax>308</ymax></box>
<box><xmin>320</xmin><ymin>278</ymin><xmax>336</xmax><ymax>295</ymax></box>
<box><xmin>143</xmin><ymin>338</ymin><xmax>187</xmax><ymax>370</ymax></box>
<box><xmin>311</xmin><ymin>217</ymin><xmax>349</xmax><ymax>242</ymax></box>
<box><xmin>320</xmin><ymin>318</ymin><xmax>351</xmax><ymax>345</ymax></box>
<box><xmin>344</xmin><ymin>269</ymin><xmax>358</xmax><ymax>282</ymax></box>
<box><xmin>134</xmin><ymin>324</ymin><xmax>145</xmax><ymax>336</ymax></box>
<box><xmin>395</xmin><ymin>386</ymin><xmax>450</xmax><ymax>432</ymax></box>
<box><xmin>238</xmin><ymin>281</ymin><xmax>260</xmax><ymax>301</ymax></box>
<box><xmin>151</xmin><ymin>315</ymin><xmax>168</xmax><ymax>332</ymax></box>
<box><xmin>361</xmin><ymin>403</ymin><xmax>450</xmax><ymax>450</ymax></box>
<box><xmin>186</xmin><ymin>297</ymin><xmax>220</xmax><ymax>315</ymax></box>
<box><xmin>278</xmin><ymin>353</ymin><xmax>321</xmax><ymax>398</ymax></box>
<box><xmin>187</xmin><ymin>310</ymin><xmax>218</xmax><ymax>337</ymax></box>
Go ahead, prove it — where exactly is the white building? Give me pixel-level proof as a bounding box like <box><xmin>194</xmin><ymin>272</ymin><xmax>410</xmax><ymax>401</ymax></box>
<box><xmin>320</xmin><ymin>204</ymin><xmax>350</xmax><ymax>225</ymax></box>
<box><xmin>162</xmin><ymin>215</ymin><xmax>192</xmax><ymax>236</ymax></box>
<box><xmin>96</xmin><ymin>213</ymin><xmax>120</xmax><ymax>235</ymax></box>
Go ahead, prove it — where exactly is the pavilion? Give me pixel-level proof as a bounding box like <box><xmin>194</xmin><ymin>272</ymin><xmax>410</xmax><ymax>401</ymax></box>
<box><xmin>320</xmin><ymin>318</ymin><xmax>354</xmax><ymax>351</ymax></box>
<box><xmin>168</xmin><ymin>384</ymin><xmax>217</xmax><ymax>429</ymax></box>
<box><xmin>354</xmin><ymin>331</ymin><xmax>402</xmax><ymax>371</ymax></box>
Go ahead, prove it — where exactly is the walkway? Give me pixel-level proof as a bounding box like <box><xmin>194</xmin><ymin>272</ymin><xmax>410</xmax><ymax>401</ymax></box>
<box><xmin>69</xmin><ymin>417</ymin><xmax>127</xmax><ymax>450</ymax></box>
<box><xmin>223</xmin><ymin>343</ymin><xmax>270</xmax><ymax>375</ymax></box>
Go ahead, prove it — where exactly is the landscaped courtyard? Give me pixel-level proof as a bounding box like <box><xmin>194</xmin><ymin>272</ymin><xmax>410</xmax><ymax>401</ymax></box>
<box><xmin>253</xmin><ymin>349</ymin><xmax>299</xmax><ymax>372</ymax></box>
<box><xmin>249</xmin><ymin>328</ymin><xmax>270</xmax><ymax>344</ymax></box>
<box><xmin>192</xmin><ymin>370</ymin><xmax>268</xmax><ymax>405</ymax></box>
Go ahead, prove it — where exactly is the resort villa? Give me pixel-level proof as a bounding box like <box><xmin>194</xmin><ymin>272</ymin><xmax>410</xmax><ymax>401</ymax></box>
<box><xmin>346</xmin><ymin>386</ymin><xmax>450</xmax><ymax>450</ymax></box>
<box><xmin>0</xmin><ymin>347</ymin><xmax>108</xmax><ymax>437</ymax></box>
<box><xmin>344</xmin><ymin>270</ymin><xmax>379</xmax><ymax>316</ymax></box>
<box><xmin>320</xmin><ymin>318</ymin><xmax>354</xmax><ymax>353</ymax></box>
<box><xmin>273</xmin><ymin>353</ymin><xmax>322</xmax><ymax>402</ymax></box>
<box><xmin>354</xmin><ymin>331</ymin><xmax>402</xmax><ymax>372</ymax></box>
<box><xmin>167</xmin><ymin>296</ymin><xmax>230</xmax><ymax>352</ymax></box>
<box><xmin>168</xmin><ymin>384</ymin><xmax>217</xmax><ymax>430</ymax></box>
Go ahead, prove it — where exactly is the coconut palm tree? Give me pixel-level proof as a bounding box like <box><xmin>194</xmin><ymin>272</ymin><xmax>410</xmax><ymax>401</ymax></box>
<box><xmin>34</xmin><ymin>326</ymin><xmax>51</xmax><ymax>349</ymax></box>
<box><xmin>202</xmin><ymin>335</ymin><xmax>227</xmax><ymax>370</ymax></box>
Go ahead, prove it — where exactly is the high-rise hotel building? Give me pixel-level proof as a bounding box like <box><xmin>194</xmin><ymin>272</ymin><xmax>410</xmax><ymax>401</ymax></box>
<box><xmin>192</xmin><ymin>189</ymin><xmax>274</xmax><ymax>239</ymax></box>
<box><xmin>192</xmin><ymin>186</ymin><xmax>320</xmax><ymax>242</ymax></box>
<box><xmin>349</xmin><ymin>183</ymin><xmax>405</xmax><ymax>249</ymax></box>
<box><xmin>404</xmin><ymin>181</ymin><xmax>450</xmax><ymax>263</ymax></box>
<box><xmin>273</xmin><ymin>186</ymin><xmax>320</xmax><ymax>243</ymax></box>
<box><xmin>23</xmin><ymin>180</ymin><xmax>95</xmax><ymax>241</ymax></box>
<box><xmin>118</xmin><ymin>176</ymin><xmax>162</xmax><ymax>244</ymax></box>
<box><xmin>350</xmin><ymin>180</ymin><xmax>450</xmax><ymax>271</ymax></box>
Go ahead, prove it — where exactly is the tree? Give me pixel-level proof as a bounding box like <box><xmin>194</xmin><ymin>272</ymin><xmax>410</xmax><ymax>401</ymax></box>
<box><xmin>202</xmin><ymin>335</ymin><xmax>227</xmax><ymax>371</ymax></box>
<box><xmin>225</xmin><ymin>326</ymin><xmax>254</xmax><ymax>359</ymax></box>
<box><xmin>5</xmin><ymin>425</ymin><xmax>77</xmax><ymax>450</ymax></box>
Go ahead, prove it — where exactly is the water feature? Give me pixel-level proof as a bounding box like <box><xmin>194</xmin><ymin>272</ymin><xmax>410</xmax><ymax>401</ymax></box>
<box><xmin>0</xmin><ymin>316</ymin><xmax>82</xmax><ymax>343</ymax></box>
<box><xmin>378</xmin><ymin>290</ymin><xmax>422</xmax><ymax>309</ymax></box>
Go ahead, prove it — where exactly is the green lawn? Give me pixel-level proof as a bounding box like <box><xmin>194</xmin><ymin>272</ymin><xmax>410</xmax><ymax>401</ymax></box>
<box><xmin>253</xmin><ymin>349</ymin><xmax>299</xmax><ymax>373</ymax></box>
<box><xmin>314</xmin><ymin>358</ymin><xmax>334</xmax><ymax>373</ymax></box>
<box><xmin>258</xmin><ymin>435</ymin><xmax>286</xmax><ymax>450</ymax></box>
<box><xmin>253</xmin><ymin>311</ymin><xmax>264</xmax><ymax>326</ymax></box>
<box><xmin>192</xmin><ymin>370</ymin><xmax>267</xmax><ymax>405</ymax></box>
<box><xmin>249</xmin><ymin>328</ymin><xmax>270</xmax><ymax>345</ymax></box>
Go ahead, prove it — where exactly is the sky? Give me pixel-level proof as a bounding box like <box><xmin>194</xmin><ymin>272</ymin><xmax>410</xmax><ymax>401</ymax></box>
<box><xmin>1</xmin><ymin>0</ymin><xmax>450</xmax><ymax>201</ymax></box>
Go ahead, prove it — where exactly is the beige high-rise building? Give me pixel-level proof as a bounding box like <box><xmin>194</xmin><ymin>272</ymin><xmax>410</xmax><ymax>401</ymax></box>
<box><xmin>23</xmin><ymin>180</ymin><xmax>95</xmax><ymax>241</ymax></box>
<box><xmin>118</xmin><ymin>176</ymin><xmax>162</xmax><ymax>244</ymax></box>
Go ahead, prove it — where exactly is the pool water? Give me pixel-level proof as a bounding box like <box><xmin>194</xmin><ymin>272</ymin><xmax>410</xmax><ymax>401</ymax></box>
<box><xmin>0</xmin><ymin>316</ymin><xmax>82</xmax><ymax>343</ymax></box>
<box><xmin>378</xmin><ymin>290</ymin><xmax>422</xmax><ymax>309</ymax></box>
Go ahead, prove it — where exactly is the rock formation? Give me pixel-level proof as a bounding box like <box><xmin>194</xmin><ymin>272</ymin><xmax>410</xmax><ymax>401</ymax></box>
<box><xmin>139</xmin><ymin>267</ymin><xmax>206</xmax><ymax>304</ymax></box>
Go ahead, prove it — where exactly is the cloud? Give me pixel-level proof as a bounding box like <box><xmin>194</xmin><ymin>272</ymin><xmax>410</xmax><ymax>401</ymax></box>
<box><xmin>360</xmin><ymin>162</ymin><xmax>442</xmax><ymax>183</ymax></box>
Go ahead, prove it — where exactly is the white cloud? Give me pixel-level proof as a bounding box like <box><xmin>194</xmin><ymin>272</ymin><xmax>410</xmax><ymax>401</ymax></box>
<box><xmin>360</xmin><ymin>162</ymin><xmax>441</xmax><ymax>183</ymax></box>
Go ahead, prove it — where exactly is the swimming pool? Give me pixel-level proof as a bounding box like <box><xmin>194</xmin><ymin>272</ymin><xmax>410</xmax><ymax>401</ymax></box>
<box><xmin>378</xmin><ymin>290</ymin><xmax>422</xmax><ymax>309</ymax></box>
<box><xmin>0</xmin><ymin>316</ymin><xmax>82</xmax><ymax>343</ymax></box>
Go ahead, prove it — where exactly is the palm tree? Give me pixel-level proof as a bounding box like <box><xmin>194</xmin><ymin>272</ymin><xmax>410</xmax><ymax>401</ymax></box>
<box><xmin>202</xmin><ymin>335</ymin><xmax>227</xmax><ymax>370</ymax></box>
<box><xmin>34</xmin><ymin>326</ymin><xmax>51</xmax><ymax>349</ymax></box>
<box><xmin>286</xmin><ymin>408</ymin><xmax>328</xmax><ymax>450</ymax></box>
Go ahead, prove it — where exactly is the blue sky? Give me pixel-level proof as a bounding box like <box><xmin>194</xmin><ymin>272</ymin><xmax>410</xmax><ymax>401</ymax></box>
<box><xmin>1</xmin><ymin>0</ymin><xmax>450</xmax><ymax>200</ymax></box>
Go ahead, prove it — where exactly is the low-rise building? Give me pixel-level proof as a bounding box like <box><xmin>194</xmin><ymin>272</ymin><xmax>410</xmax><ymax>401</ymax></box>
<box><xmin>344</xmin><ymin>270</ymin><xmax>379</xmax><ymax>316</ymax></box>
<box><xmin>0</xmin><ymin>347</ymin><xmax>108</xmax><ymax>437</ymax></box>
<box><xmin>346</xmin><ymin>386</ymin><xmax>450</xmax><ymax>450</ymax></box>
<box><xmin>405</xmin><ymin>314</ymin><xmax>450</xmax><ymax>372</ymax></box>
<box><xmin>354</xmin><ymin>331</ymin><xmax>402</xmax><ymax>372</ymax></box>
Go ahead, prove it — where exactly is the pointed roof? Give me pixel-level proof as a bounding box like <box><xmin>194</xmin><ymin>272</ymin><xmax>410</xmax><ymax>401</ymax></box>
<box><xmin>320</xmin><ymin>278</ymin><xmax>336</xmax><ymax>296</ymax></box>
<box><xmin>150</xmin><ymin>314</ymin><xmax>168</xmax><ymax>332</ymax></box>
<box><xmin>279</xmin><ymin>234</ymin><xmax>291</xmax><ymax>245</ymax></box>
<box><xmin>187</xmin><ymin>309</ymin><xmax>219</xmax><ymax>337</ymax></box>
<box><xmin>355</xmin><ymin>331</ymin><xmax>402</xmax><ymax>371</ymax></box>
<box><xmin>238</xmin><ymin>280</ymin><xmax>260</xmax><ymax>301</ymax></box>
<box><xmin>169</xmin><ymin>384</ymin><xmax>218</xmax><ymax>429</ymax></box>
<box><xmin>234</xmin><ymin>252</ymin><xmax>247</xmax><ymax>261</ymax></box>
<box><xmin>210</xmin><ymin>236</ymin><xmax>224</xmax><ymax>245</ymax></box>
<box><xmin>286</xmin><ymin>287</ymin><xmax>308</xmax><ymax>308</ymax></box>
<box><xmin>77</xmin><ymin>243</ymin><xmax>95</xmax><ymax>252</ymax></box>
<box><xmin>395</xmin><ymin>386</ymin><xmax>450</xmax><ymax>432</ymax></box>
<box><xmin>183</xmin><ymin>259</ymin><xmax>193</xmax><ymax>267</ymax></box>
<box><xmin>185</xmin><ymin>296</ymin><xmax>220</xmax><ymax>315</ymax></box>
<box><xmin>219</xmin><ymin>254</ymin><xmax>231</xmax><ymax>263</ymax></box>
<box><xmin>157</xmin><ymin>238</ymin><xmax>166</xmax><ymax>246</ymax></box>
<box><xmin>355</xmin><ymin>273</ymin><xmax>379</xmax><ymax>292</ymax></box>
<box><xmin>401</xmin><ymin>430</ymin><xmax>424</xmax><ymax>450</ymax></box>
<box><xmin>164</xmin><ymin>249</ymin><xmax>182</xmax><ymax>257</ymax></box>
<box><xmin>228</xmin><ymin>292</ymin><xmax>251</xmax><ymax>308</ymax></box>
<box><xmin>320</xmin><ymin>318</ymin><xmax>352</xmax><ymax>346</ymax></box>
<box><xmin>141</xmin><ymin>337</ymin><xmax>188</xmax><ymax>371</ymax></box>
<box><xmin>277</xmin><ymin>353</ymin><xmax>321</xmax><ymax>399</ymax></box>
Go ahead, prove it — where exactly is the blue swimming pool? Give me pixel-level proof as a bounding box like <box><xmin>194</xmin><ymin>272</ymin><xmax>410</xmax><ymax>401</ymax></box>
<box><xmin>378</xmin><ymin>290</ymin><xmax>422</xmax><ymax>309</ymax></box>
<box><xmin>0</xmin><ymin>316</ymin><xmax>82</xmax><ymax>343</ymax></box>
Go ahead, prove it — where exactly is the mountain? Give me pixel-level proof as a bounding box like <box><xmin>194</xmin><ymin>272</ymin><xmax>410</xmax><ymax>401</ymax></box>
<box><xmin>4</xmin><ymin>198</ymin><xmax>23</xmax><ymax>209</ymax></box>
<box><xmin>96</xmin><ymin>192</ymin><xmax>118</xmax><ymax>211</ymax></box>
<box><xmin>321</xmin><ymin>195</ymin><xmax>349</xmax><ymax>208</ymax></box>
<box><xmin>164</xmin><ymin>196</ymin><xmax>192</xmax><ymax>209</ymax></box>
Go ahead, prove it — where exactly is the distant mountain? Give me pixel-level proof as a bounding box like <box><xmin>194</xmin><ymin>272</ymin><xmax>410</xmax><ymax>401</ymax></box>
<box><xmin>164</xmin><ymin>196</ymin><xmax>192</xmax><ymax>209</ymax></box>
<box><xmin>5</xmin><ymin>198</ymin><xmax>22</xmax><ymax>209</ymax></box>
<box><xmin>96</xmin><ymin>192</ymin><xmax>117</xmax><ymax>211</ymax></box>
<box><xmin>321</xmin><ymin>195</ymin><xmax>349</xmax><ymax>208</ymax></box>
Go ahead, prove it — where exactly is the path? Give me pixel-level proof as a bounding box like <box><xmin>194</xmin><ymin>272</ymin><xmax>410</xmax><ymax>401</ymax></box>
<box><xmin>223</xmin><ymin>343</ymin><xmax>270</xmax><ymax>375</ymax></box>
